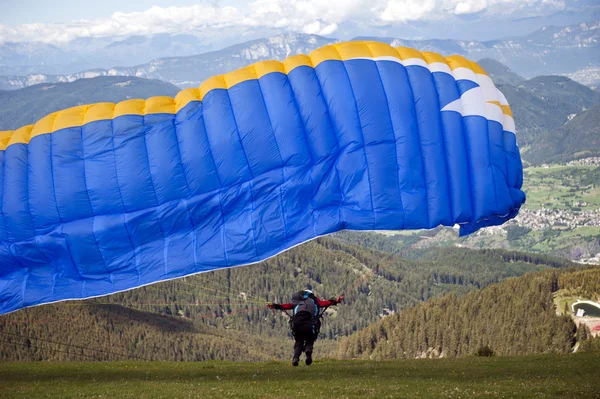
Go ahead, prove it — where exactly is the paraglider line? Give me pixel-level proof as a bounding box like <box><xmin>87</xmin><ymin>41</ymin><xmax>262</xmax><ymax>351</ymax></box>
<box><xmin>178</xmin><ymin>276</ymin><xmax>263</xmax><ymax>303</ymax></box>
<box><xmin>0</xmin><ymin>339</ymin><xmax>108</xmax><ymax>361</ymax></box>
<box><xmin>214</xmin><ymin>270</ymin><xmax>264</xmax><ymax>301</ymax></box>
<box><xmin>192</xmin><ymin>305</ymin><xmax>268</xmax><ymax>320</ymax></box>
<box><xmin>128</xmin><ymin>278</ymin><xmax>264</xmax><ymax>304</ymax></box>
<box><xmin>170</xmin><ymin>280</ymin><xmax>263</xmax><ymax>303</ymax></box>
<box><xmin>342</xmin><ymin>272</ymin><xmax>374</xmax><ymax>298</ymax></box>
<box><xmin>0</xmin><ymin>330</ymin><xmax>151</xmax><ymax>361</ymax></box>
<box><xmin>52</xmin><ymin>301</ymin><xmax>260</xmax><ymax>308</ymax></box>
<box><xmin>335</xmin><ymin>270</ymin><xmax>352</xmax><ymax>296</ymax></box>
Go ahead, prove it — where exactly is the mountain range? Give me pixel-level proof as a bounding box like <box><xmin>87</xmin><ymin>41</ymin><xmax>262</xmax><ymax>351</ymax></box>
<box><xmin>2</xmin><ymin>57</ymin><xmax>598</xmax><ymax>169</ymax></box>
<box><xmin>0</xmin><ymin>76</ymin><xmax>179</xmax><ymax>131</ymax></box>
<box><xmin>358</xmin><ymin>20</ymin><xmax>600</xmax><ymax>80</ymax></box>
<box><xmin>0</xmin><ymin>20</ymin><xmax>598</xmax><ymax>91</ymax></box>
<box><xmin>1</xmin><ymin>2</ymin><xmax>599</xmax><ymax>75</ymax></box>
<box><xmin>0</xmin><ymin>34</ymin><xmax>335</xmax><ymax>90</ymax></box>
<box><xmin>0</xmin><ymin>34</ymin><xmax>215</xmax><ymax>77</ymax></box>
<box><xmin>497</xmin><ymin>75</ymin><xmax>600</xmax><ymax>155</ymax></box>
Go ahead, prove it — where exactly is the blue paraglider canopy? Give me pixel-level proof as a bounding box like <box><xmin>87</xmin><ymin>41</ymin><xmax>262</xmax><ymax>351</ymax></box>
<box><xmin>0</xmin><ymin>41</ymin><xmax>525</xmax><ymax>315</ymax></box>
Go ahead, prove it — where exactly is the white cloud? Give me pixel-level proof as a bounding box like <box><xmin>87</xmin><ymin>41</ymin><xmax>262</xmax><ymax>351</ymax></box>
<box><xmin>381</xmin><ymin>0</ymin><xmax>437</xmax><ymax>22</ymax></box>
<box><xmin>244</xmin><ymin>0</ymin><xmax>369</xmax><ymax>34</ymax></box>
<box><xmin>0</xmin><ymin>0</ymin><xmax>570</xmax><ymax>44</ymax></box>
<box><xmin>456</xmin><ymin>0</ymin><xmax>566</xmax><ymax>17</ymax></box>
<box><xmin>0</xmin><ymin>4</ymin><xmax>244</xmax><ymax>44</ymax></box>
<box><xmin>454</xmin><ymin>1</ymin><xmax>488</xmax><ymax>15</ymax></box>
<box><xmin>303</xmin><ymin>21</ymin><xmax>339</xmax><ymax>36</ymax></box>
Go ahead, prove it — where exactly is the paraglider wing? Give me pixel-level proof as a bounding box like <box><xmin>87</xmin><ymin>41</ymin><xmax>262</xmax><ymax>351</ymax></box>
<box><xmin>0</xmin><ymin>42</ymin><xmax>525</xmax><ymax>314</ymax></box>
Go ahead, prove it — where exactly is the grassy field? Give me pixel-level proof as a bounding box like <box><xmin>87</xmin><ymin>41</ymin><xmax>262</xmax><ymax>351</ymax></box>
<box><xmin>523</xmin><ymin>165</ymin><xmax>600</xmax><ymax>210</ymax></box>
<box><xmin>1</xmin><ymin>353</ymin><xmax>599</xmax><ymax>399</ymax></box>
<box><xmin>528</xmin><ymin>226</ymin><xmax>600</xmax><ymax>252</ymax></box>
<box><xmin>553</xmin><ymin>292</ymin><xmax>580</xmax><ymax>315</ymax></box>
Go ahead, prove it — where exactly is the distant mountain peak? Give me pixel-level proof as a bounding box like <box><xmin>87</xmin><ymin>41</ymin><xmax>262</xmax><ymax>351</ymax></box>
<box><xmin>477</xmin><ymin>58</ymin><xmax>525</xmax><ymax>86</ymax></box>
<box><xmin>0</xmin><ymin>20</ymin><xmax>598</xmax><ymax>90</ymax></box>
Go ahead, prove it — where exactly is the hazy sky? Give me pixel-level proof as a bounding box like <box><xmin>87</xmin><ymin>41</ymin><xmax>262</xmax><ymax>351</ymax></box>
<box><xmin>0</xmin><ymin>0</ymin><xmax>594</xmax><ymax>43</ymax></box>
<box><xmin>1</xmin><ymin>1</ymin><xmax>238</xmax><ymax>24</ymax></box>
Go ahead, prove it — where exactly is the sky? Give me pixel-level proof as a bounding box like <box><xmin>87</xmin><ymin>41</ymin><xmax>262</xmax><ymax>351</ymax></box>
<box><xmin>0</xmin><ymin>0</ymin><xmax>596</xmax><ymax>44</ymax></box>
<box><xmin>0</xmin><ymin>1</ymin><xmax>233</xmax><ymax>24</ymax></box>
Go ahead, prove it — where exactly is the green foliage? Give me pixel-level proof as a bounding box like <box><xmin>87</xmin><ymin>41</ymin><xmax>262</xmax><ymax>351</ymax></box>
<box><xmin>338</xmin><ymin>268</ymin><xmax>600</xmax><ymax>360</ymax></box>
<box><xmin>558</xmin><ymin>268</ymin><xmax>600</xmax><ymax>300</ymax></box>
<box><xmin>576</xmin><ymin>324</ymin><xmax>589</xmax><ymax>344</ymax></box>
<box><xmin>475</xmin><ymin>345</ymin><xmax>495</xmax><ymax>357</ymax></box>
<box><xmin>0</xmin><ymin>303</ymin><xmax>288</xmax><ymax>362</ymax></box>
<box><xmin>507</xmin><ymin>226</ymin><xmax>532</xmax><ymax>243</ymax></box>
<box><xmin>579</xmin><ymin>335</ymin><xmax>600</xmax><ymax>353</ymax></box>
<box><xmin>334</xmin><ymin>230</ymin><xmax>428</xmax><ymax>253</ymax></box>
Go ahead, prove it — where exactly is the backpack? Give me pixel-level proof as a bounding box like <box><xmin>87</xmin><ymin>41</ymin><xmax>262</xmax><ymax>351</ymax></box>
<box><xmin>291</xmin><ymin>290</ymin><xmax>319</xmax><ymax>318</ymax></box>
<box><xmin>289</xmin><ymin>291</ymin><xmax>321</xmax><ymax>336</ymax></box>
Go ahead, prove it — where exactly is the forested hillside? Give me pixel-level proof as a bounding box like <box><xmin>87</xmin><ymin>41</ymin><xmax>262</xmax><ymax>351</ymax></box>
<box><xmin>0</xmin><ymin>303</ymin><xmax>288</xmax><ymax>362</ymax></box>
<box><xmin>337</xmin><ymin>268</ymin><xmax>600</xmax><ymax>360</ymax></box>
<box><xmin>0</xmin><ymin>238</ymin><xmax>579</xmax><ymax>361</ymax></box>
<box><xmin>498</xmin><ymin>76</ymin><xmax>600</xmax><ymax>159</ymax></box>
<box><xmin>525</xmin><ymin>104</ymin><xmax>600</xmax><ymax>164</ymax></box>
<box><xmin>0</xmin><ymin>76</ymin><xmax>180</xmax><ymax>130</ymax></box>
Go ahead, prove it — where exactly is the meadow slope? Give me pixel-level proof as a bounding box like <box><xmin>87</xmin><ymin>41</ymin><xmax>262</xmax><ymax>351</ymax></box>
<box><xmin>1</xmin><ymin>353</ymin><xmax>599</xmax><ymax>399</ymax></box>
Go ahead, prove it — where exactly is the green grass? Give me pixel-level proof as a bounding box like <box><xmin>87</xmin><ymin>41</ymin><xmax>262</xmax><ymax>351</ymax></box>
<box><xmin>522</xmin><ymin>165</ymin><xmax>600</xmax><ymax>210</ymax></box>
<box><xmin>528</xmin><ymin>227</ymin><xmax>600</xmax><ymax>253</ymax></box>
<box><xmin>557</xmin><ymin>226</ymin><xmax>600</xmax><ymax>238</ymax></box>
<box><xmin>1</xmin><ymin>353</ymin><xmax>599</xmax><ymax>398</ymax></box>
<box><xmin>582</xmin><ymin>188</ymin><xmax>600</xmax><ymax>206</ymax></box>
<box><xmin>553</xmin><ymin>292</ymin><xmax>580</xmax><ymax>315</ymax></box>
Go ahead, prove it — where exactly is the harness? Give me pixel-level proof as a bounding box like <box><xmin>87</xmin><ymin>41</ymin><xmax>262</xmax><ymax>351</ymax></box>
<box><xmin>280</xmin><ymin>291</ymin><xmax>333</xmax><ymax>338</ymax></box>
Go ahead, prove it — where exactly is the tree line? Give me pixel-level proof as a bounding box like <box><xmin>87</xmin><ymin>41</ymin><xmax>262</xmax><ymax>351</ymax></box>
<box><xmin>337</xmin><ymin>268</ymin><xmax>600</xmax><ymax>359</ymax></box>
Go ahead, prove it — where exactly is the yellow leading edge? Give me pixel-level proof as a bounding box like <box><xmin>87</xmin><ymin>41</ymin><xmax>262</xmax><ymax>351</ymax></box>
<box><xmin>0</xmin><ymin>41</ymin><xmax>510</xmax><ymax>151</ymax></box>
